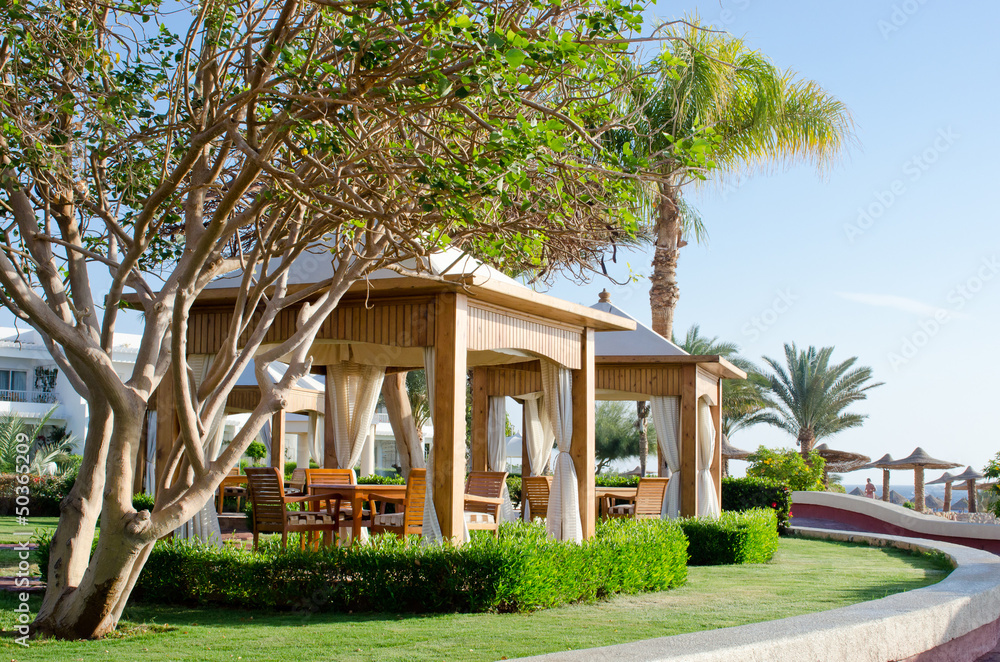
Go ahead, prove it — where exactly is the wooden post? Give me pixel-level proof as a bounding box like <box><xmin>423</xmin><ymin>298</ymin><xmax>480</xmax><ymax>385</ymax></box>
<box><xmin>470</xmin><ymin>367</ymin><xmax>488</xmax><ymax>472</ymax></box>
<box><xmin>680</xmin><ymin>364</ymin><xmax>698</xmax><ymax>517</ymax></box>
<box><xmin>521</xmin><ymin>400</ymin><xmax>530</xmax><ymax>521</ymax></box>
<box><xmin>711</xmin><ymin>379</ymin><xmax>723</xmax><ymax>508</ymax></box>
<box><xmin>323</xmin><ymin>366</ymin><xmax>338</xmax><ymax>468</ymax></box>
<box><xmin>432</xmin><ymin>292</ymin><xmax>468</xmax><ymax>541</ymax></box>
<box><xmin>154</xmin><ymin>375</ymin><xmax>177</xmax><ymax>493</ymax></box>
<box><xmin>133</xmin><ymin>412</ymin><xmax>147</xmax><ymax>495</ymax></box>
<box><xmin>571</xmin><ymin>328</ymin><xmax>596</xmax><ymax>539</ymax></box>
<box><xmin>271</xmin><ymin>409</ymin><xmax>286</xmax><ymax>477</ymax></box>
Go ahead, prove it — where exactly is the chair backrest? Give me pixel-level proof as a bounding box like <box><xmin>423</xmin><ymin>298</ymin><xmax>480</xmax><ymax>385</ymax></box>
<box><xmin>634</xmin><ymin>477</ymin><xmax>669</xmax><ymax>517</ymax></box>
<box><xmin>305</xmin><ymin>468</ymin><xmax>356</xmax><ymax>488</ymax></box>
<box><xmin>465</xmin><ymin>471</ymin><xmax>508</xmax><ymax>513</ymax></box>
<box><xmin>228</xmin><ymin>466</ymin><xmax>241</xmax><ymax>476</ymax></box>
<box><xmin>403</xmin><ymin>468</ymin><xmax>427</xmax><ymax>532</ymax></box>
<box><xmin>522</xmin><ymin>476</ymin><xmax>552</xmax><ymax>520</ymax></box>
<box><xmin>245</xmin><ymin>467</ymin><xmax>287</xmax><ymax>528</ymax></box>
<box><xmin>288</xmin><ymin>468</ymin><xmax>307</xmax><ymax>491</ymax></box>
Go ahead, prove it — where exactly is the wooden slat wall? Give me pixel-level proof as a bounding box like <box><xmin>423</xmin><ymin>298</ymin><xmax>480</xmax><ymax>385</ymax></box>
<box><xmin>484</xmin><ymin>363</ymin><xmax>543</xmax><ymax>396</ymax></box>
<box><xmin>594</xmin><ymin>365</ymin><xmax>682</xmax><ymax>396</ymax></box>
<box><xmin>467</xmin><ymin>304</ymin><xmax>581</xmax><ymax>370</ymax></box>
<box><xmin>187</xmin><ymin>297</ymin><xmax>437</xmax><ymax>354</ymax></box>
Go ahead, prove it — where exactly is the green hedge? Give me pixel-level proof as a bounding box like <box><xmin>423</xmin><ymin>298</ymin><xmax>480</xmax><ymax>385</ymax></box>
<box><xmin>594</xmin><ymin>474</ymin><xmax>640</xmax><ymax>488</ymax></box>
<box><xmin>506</xmin><ymin>475</ymin><xmax>521</xmax><ymax>507</ymax></box>
<box><xmin>722</xmin><ymin>476</ymin><xmax>792</xmax><ymax>534</ymax></box>
<box><xmin>679</xmin><ymin>509</ymin><xmax>779</xmax><ymax>566</ymax></box>
<box><xmin>0</xmin><ymin>471</ymin><xmax>77</xmax><ymax>516</ymax></box>
<box><xmin>357</xmin><ymin>474</ymin><xmax>404</xmax><ymax>485</ymax></box>
<box><xmin>38</xmin><ymin>519</ymin><xmax>686</xmax><ymax>614</ymax></box>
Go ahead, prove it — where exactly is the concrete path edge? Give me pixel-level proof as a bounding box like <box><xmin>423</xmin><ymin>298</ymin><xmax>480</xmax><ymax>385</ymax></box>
<box><xmin>512</xmin><ymin>527</ymin><xmax>1000</xmax><ymax>662</ymax></box>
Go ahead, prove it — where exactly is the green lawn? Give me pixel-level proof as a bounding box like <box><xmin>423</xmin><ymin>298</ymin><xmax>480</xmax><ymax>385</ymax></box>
<box><xmin>0</xmin><ymin>518</ymin><xmax>62</xmax><ymax>545</ymax></box>
<box><xmin>0</xmin><ymin>536</ymin><xmax>950</xmax><ymax>661</ymax></box>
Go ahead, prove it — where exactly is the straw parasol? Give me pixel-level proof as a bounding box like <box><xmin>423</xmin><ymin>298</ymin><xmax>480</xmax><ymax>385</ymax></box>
<box><xmin>925</xmin><ymin>493</ymin><xmax>945</xmax><ymax>511</ymax></box>
<box><xmin>721</xmin><ymin>433</ymin><xmax>751</xmax><ymax>478</ymax></box>
<box><xmin>863</xmin><ymin>453</ymin><xmax>896</xmax><ymax>503</ymax></box>
<box><xmin>927</xmin><ymin>471</ymin><xmax>957</xmax><ymax>513</ymax></box>
<box><xmin>887</xmin><ymin>447</ymin><xmax>962</xmax><ymax>513</ymax></box>
<box><xmin>849</xmin><ymin>487</ymin><xmax>864</xmax><ymax>497</ymax></box>
<box><xmin>952</xmin><ymin>497</ymin><xmax>969</xmax><ymax>512</ymax></box>
<box><xmin>950</xmin><ymin>466</ymin><xmax>985</xmax><ymax>513</ymax></box>
<box><xmin>814</xmin><ymin>443</ymin><xmax>871</xmax><ymax>487</ymax></box>
<box><xmin>889</xmin><ymin>490</ymin><xmax>908</xmax><ymax>506</ymax></box>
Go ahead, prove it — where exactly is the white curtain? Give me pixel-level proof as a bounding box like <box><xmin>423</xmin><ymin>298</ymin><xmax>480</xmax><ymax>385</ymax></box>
<box><xmin>541</xmin><ymin>361</ymin><xmax>581</xmax><ymax>543</ymax></box>
<box><xmin>174</xmin><ymin>355</ymin><xmax>224</xmax><ymax>545</ymax></box>
<box><xmin>144</xmin><ymin>411</ymin><xmax>157</xmax><ymax>496</ymax></box>
<box><xmin>310</xmin><ymin>413</ymin><xmax>323</xmax><ymax>466</ymax></box>
<box><xmin>651</xmin><ymin>396</ymin><xmax>681</xmax><ymax>518</ymax></box>
<box><xmin>420</xmin><ymin>348</ymin><xmax>445</xmax><ymax>543</ymax></box>
<box><xmin>259</xmin><ymin>420</ymin><xmax>272</xmax><ymax>465</ymax></box>
<box><xmin>698</xmin><ymin>397</ymin><xmax>721</xmax><ymax>517</ymax></box>
<box><xmin>487</xmin><ymin>396</ymin><xmax>517</xmax><ymax>522</ymax></box>
<box><xmin>522</xmin><ymin>396</ymin><xmax>554</xmax><ymax>476</ymax></box>
<box><xmin>327</xmin><ymin>362</ymin><xmax>385</xmax><ymax>470</ymax></box>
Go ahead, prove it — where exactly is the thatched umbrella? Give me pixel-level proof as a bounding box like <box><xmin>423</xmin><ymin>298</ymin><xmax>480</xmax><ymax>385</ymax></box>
<box><xmin>887</xmin><ymin>448</ymin><xmax>962</xmax><ymax>513</ymax></box>
<box><xmin>927</xmin><ymin>471</ymin><xmax>957</xmax><ymax>513</ymax></box>
<box><xmin>953</xmin><ymin>497</ymin><xmax>969</xmax><ymax>512</ymax></box>
<box><xmin>889</xmin><ymin>490</ymin><xmax>908</xmax><ymax>506</ymax></box>
<box><xmin>925</xmin><ymin>494</ymin><xmax>945</xmax><ymax>511</ymax></box>
<box><xmin>863</xmin><ymin>453</ymin><xmax>896</xmax><ymax>502</ymax></box>
<box><xmin>721</xmin><ymin>433</ymin><xmax>751</xmax><ymax>478</ymax></box>
<box><xmin>849</xmin><ymin>487</ymin><xmax>864</xmax><ymax>497</ymax></box>
<box><xmin>814</xmin><ymin>443</ymin><xmax>871</xmax><ymax>488</ymax></box>
<box><xmin>950</xmin><ymin>466</ymin><xmax>985</xmax><ymax>513</ymax></box>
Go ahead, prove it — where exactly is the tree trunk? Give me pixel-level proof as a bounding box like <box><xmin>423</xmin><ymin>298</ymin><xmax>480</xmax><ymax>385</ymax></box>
<box><xmin>649</xmin><ymin>184</ymin><xmax>682</xmax><ymax>339</ymax></box>
<box><xmin>636</xmin><ymin>401</ymin><xmax>649</xmax><ymax>476</ymax></box>
<box><xmin>797</xmin><ymin>428</ymin><xmax>816</xmax><ymax>461</ymax></box>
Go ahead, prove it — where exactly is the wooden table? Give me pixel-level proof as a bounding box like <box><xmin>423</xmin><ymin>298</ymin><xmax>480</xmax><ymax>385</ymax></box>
<box><xmin>216</xmin><ymin>475</ymin><xmax>248</xmax><ymax>514</ymax></box>
<box><xmin>594</xmin><ymin>486</ymin><xmax>638</xmax><ymax>518</ymax></box>
<box><xmin>309</xmin><ymin>483</ymin><xmax>408</xmax><ymax>542</ymax></box>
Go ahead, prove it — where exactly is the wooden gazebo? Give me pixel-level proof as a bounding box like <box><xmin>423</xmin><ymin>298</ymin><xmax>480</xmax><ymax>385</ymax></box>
<box><xmin>152</xmin><ymin>249</ymin><xmax>633</xmax><ymax>541</ymax></box>
<box><xmin>470</xmin><ymin>290</ymin><xmax>744</xmax><ymax>518</ymax></box>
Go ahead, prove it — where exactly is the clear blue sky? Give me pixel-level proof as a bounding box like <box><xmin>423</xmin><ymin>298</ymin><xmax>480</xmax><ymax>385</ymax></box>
<box><xmin>539</xmin><ymin>0</ymin><xmax>1000</xmax><ymax>480</ymax></box>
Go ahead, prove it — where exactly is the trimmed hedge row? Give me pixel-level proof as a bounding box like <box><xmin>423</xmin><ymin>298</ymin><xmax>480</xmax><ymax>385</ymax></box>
<box><xmin>0</xmin><ymin>472</ymin><xmax>76</xmax><ymax>516</ymax></box>
<box><xmin>45</xmin><ymin>519</ymin><xmax>687</xmax><ymax>614</ymax></box>
<box><xmin>722</xmin><ymin>476</ymin><xmax>792</xmax><ymax>534</ymax></box>
<box><xmin>679</xmin><ymin>508</ymin><xmax>779</xmax><ymax>565</ymax></box>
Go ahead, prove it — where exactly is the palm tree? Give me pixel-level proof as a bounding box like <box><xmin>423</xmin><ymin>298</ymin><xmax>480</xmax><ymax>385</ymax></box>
<box><xmin>616</xmin><ymin>21</ymin><xmax>854</xmax><ymax>339</ymax></box>
<box><xmin>759</xmin><ymin>343</ymin><xmax>883</xmax><ymax>459</ymax></box>
<box><xmin>674</xmin><ymin>324</ymin><xmax>769</xmax><ymax>439</ymax></box>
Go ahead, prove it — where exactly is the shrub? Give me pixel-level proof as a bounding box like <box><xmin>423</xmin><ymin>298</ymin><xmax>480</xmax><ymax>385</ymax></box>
<box><xmin>43</xmin><ymin>519</ymin><xmax>686</xmax><ymax>613</ymax></box>
<box><xmin>357</xmin><ymin>474</ymin><xmax>404</xmax><ymax>485</ymax></box>
<box><xmin>679</xmin><ymin>509</ymin><xmax>779</xmax><ymax>566</ymax></box>
<box><xmin>506</xmin><ymin>475</ymin><xmax>521</xmax><ymax>507</ymax></box>
<box><xmin>284</xmin><ymin>461</ymin><xmax>297</xmax><ymax>477</ymax></box>
<box><xmin>132</xmin><ymin>492</ymin><xmax>155</xmax><ymax>511</ymax></box>
<box><xmin>245</xmin><ymin>441</ymin><xmax>267</xmax><ymax>465</ymax></box>
<box><xmin>594</xmin><ymin>474</ymin><xmax>640</xmax><ymax>488</ymax></box>
<box><xmin>722</xmin><ymin>476</ymin><xmax>792</xmax><ymax>534</ymax></box>
<box><xmin>747</xmin><ymin>447</ymin><xmax>826</xmax><ymax>492</ymax></box>
<box><xmin>0</xmin><ymin>472</ymin><xmax>76</xmax><ymax>516</ymax></box>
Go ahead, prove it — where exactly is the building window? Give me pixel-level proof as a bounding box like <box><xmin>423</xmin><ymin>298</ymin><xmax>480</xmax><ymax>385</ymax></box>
<box><xmin>0</xmin><ymin>370</ymin><xmax>27</xmax><ymax>392</ymax></box>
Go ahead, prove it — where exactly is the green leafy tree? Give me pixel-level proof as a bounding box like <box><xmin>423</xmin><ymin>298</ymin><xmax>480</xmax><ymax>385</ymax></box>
<box><xmin>0</xmin><ymin>0</ymin><xmax>671</xmax><ymax>638</ymax></box>
<box><xmin>758</xmin><ymin>344</ymin><xmax>883</xmax><ymax>459</ymax></box>
<box><xmin>245</xmin><ymin>441</ymin><xmax>267</xmax><ymax>467</ymax></box>
<box><xmin>0</xmin><ymin>409</ymin><xmax>73</xmax><ymax>475</ymax></box>
<box><xmin>595</xmin><ymin>401</ymin><xmax>655</xmax><ymax>473</ymax></box>
<box><xmin>610</xmin><ymin>21</ymin><xmax>853</xmax><ymax>339</ymax></box>
<box><xmin>983</xmin><ymin>453</ymin><xmax>1000</xmax><ymax>518</ymax></box>
<box><xmin>747</xmin><ymin>447</ymin><xmax>825</xmax><ymax>492</ymax></box>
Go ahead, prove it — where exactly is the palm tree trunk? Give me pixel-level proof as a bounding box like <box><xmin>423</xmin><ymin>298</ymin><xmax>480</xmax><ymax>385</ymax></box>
<box><xmin>650</xmin><ymin>183</ymin><xmax>682</xmax><ymax>339</ymax></box>
<box><xmin>797</xmin><ymin>428</ymin><xmax>816</xmax><ymax>461</ymax></box>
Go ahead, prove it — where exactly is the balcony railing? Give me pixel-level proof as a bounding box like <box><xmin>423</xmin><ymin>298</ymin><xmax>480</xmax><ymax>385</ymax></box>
<box><xmin>0</xmin><ymin>389</ymin><xmax>59</xmax><ymax>404</ymax></box>
<box><xmin>373</xmin><ymin>411</ymin><xmax>391</xmax><ymax>425</ymax></box>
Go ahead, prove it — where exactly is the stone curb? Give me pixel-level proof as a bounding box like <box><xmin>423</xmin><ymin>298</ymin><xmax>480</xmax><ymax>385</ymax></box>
<box><xmin>513</xmin><ymin>528</ymin><xmax>1000</xmax><ymax>662</ymax></box>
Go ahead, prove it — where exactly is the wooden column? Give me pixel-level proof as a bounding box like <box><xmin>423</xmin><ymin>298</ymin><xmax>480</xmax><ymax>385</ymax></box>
<box><xmin>432</xmin><ymin>292</ymin><xmax>468</xmax><ymax>541</ymax></box>
<box><xmin>680</xmin><ymin>364</ymin><xmax>698</xmax><ymax>517</ymax></box>
<box><xmin>571</xmin><ymin>328</ymin><xmax>596</xmax><ymax>539</ymax></box>
<box><xmin>711</xmin><ymin>379</ymin><xmax>723</xmax><ymax>507</ymax></box>
<box><xmin>521</xmin><ymin>401</ymin><xmax>530</xmax><ymax>521</ymax></box>
<box><xmin>271</xmin><ymin>409</ymin><xmax>286</xmax><ymax>477</ymax></box>
<box><xmin>133</xmin><ymin>412</ymin><xmax>148</xmax><ymax>494</ymax></box>
<box><xmin>154</xmin><ymin>375</ymin><xmax>178</xmax><ymax>494</ymax></box>
<box><xmin>470</xmin><ymin>367</ymin><xmax>488</xmax><ymax>472</ymax></box>
<box><xmin>323</xmin><ymin>367</ymin><xmax>338</xmax><ymax>468</ymax></box>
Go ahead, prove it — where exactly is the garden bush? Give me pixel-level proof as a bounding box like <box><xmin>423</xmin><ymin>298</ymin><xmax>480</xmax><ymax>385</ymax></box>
<box><xmin>132</xmin><ymin>492</ymin><xmax>155</xmax><ymax>511</ymax></box>
<box><xmin>0</xmin><ymin>471</ymin><xmax>76</xmax><ymax>516</ymax></box>
<box><xmin>722</xmin><ymin>476</ymin><xmax>792</xmax><ymax>534</ymax></box>
<box><xmin>36</xmin><ymin>519</ymin><xmax>687</xmax><ymax>613</ymax></box>
<box><xmin>679</xmin><ymin>508</ymin><xmax>779</xmax><ymax>566</ymax></box>
<box><xmin>357</xmin><ymin>473</ymin><xmax>404</xmax><ymax>485</ymax></box>
<box><xmin>506</xmin><ymin>475</ymin><xmax>521</xmax><ymax>507</ymax></box>
<box><xmin>594</xmin><ymin>474</ymin><xmax>640</xmax><ymax>488</ymax></box>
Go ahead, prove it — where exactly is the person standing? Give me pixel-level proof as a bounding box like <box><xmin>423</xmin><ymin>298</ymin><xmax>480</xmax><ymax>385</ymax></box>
<box><xmin>864</xmin><ymin>478</ymin><xmax>877</xmax><ymax>499</ymax></box>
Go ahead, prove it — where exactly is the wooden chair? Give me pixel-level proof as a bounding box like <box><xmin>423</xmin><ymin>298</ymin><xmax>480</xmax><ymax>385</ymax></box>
<box><xmin>369</xmin><ymin>468</ymin><xmax>426</xmax><ymax>538</ymax></box>
<box><xmin>464</xmin><ymin>471</ymin><xmax>507</xmax><ymax>536</ymax></box>
<box><xmin>607</xmin><ymin>477</ymin><xmax>669</xmax><ymax>519</ymax></box>
<box><xmin>216</xmin><ymin>466</ymin><xmax>248</xmax><ymax>514</ymax></box>
<box><xmin>285</xmin><ymin>468</ymin><xmax>308</xmax><ymax>496</ymax></box>
<box><xmin>245</xmin><ymin>467</ymin><xmax>345</xmax><ymax>550</ymax></box>
<box><xmin>522</xmin><ymin>476</ymin><xmax>552</xmax><ymax>521</ymax></box>
<box><xmin>304</xmin><ymin>468</ymin><xmax>367</xmax><ymax>524</ymax></box>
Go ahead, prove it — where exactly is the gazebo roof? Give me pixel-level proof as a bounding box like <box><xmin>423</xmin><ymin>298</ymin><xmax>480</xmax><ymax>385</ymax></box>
<box><xmin>588</xmin><ymin>291</ymin><xmax>745</xmax><ymax>380</ymax></box>
<box><xmin>887</xmin><ymin>447</ymin><xmax>962</xmax><ymax>470</ymax></box>
<box><xmin>926</xmin><ymin>471</ymin><xmax>956</xmax><ymax>486</ymax></box>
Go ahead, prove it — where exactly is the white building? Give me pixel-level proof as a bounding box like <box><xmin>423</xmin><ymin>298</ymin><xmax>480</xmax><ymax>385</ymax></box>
<box><xmin>0</xmin><ymin>327</ymin><xmax>142</xmax><ymax>445</ymax></box>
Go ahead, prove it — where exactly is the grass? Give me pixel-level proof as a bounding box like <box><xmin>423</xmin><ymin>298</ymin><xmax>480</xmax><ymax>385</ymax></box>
<box><xmin>0</xmin><ymin>536</ymin><xmax>950</xmax><ymax>661</ymax></box>
<box><xmin>0</xmin><ymin>518</ymin><xmax>61</xmax><ymax>545</ymax></box>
